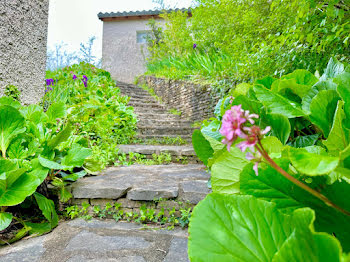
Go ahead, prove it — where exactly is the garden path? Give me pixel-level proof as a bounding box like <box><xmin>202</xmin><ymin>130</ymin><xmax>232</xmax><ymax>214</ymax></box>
<box><xmin>0</xmin><ymin>83</ymin><xmax>210</xmax><ymax>262</ymax></box>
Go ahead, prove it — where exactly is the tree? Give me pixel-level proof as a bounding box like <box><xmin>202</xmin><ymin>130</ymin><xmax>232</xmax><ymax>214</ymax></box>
<box><xmin>79</xmin><ymin>36</ymin><xmax>96</xmax><ymax>64</ymax></box>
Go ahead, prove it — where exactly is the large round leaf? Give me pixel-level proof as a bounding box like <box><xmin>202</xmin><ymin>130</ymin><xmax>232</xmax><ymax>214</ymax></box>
<box><xmin>253</xmin><ymin>85</ymin><xmax>305</xmax><ymax>118</ymax></box>
<box><xmin>240</xmin><ymin>160</ymin><xmax>350</xmax><ymax>252</ymax></box>
<box><xmin>289</xmin><ymin>147</ymin><xmax>339</xmax><ymax>176</ymax></box>
<box><xmin>309</xmin><ymin>90</ymin><xmax>340</xmax><ymax>137</ymax></box>
<box><xmin>188</xmin><ymin>193</ymin><xmax>341</xmax><ymax>262</ymax></box>
<box><xmin>0</xmin><ymin>105</ymin><xmax>26</xmax><ymax>157</ymax></box>
<box><xmin>0</xmin><ymin>212</ymin><xmax>13</xmax><ymax>231</ymax></box>
<box><xmin>211</xmin><ymin>147</ymin><xmax>248</xmax><ymax>194</ymax></box>
<box><xmin>0</xmin><ymin>170</ymin><xmax>40</xmax><ymax>207</ymax></box>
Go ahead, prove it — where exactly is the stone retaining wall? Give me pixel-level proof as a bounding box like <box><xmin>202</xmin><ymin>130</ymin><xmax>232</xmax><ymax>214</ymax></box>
<box><xmin>0</xmin><ymin>0</ymin><xmax>49</xmax><ymax>104</ymax></box>
<box><xmin>138</xmin><ymin>76</ymin><xmax>220</xmax><ymax>122</ymax></box>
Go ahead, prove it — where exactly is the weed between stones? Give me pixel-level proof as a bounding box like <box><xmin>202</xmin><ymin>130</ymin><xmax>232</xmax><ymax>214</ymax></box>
<box><xmin>115</xmin><ymin>152</ymin><xmax>189</xmax><ymax>166</ymax></box>
<box><xmin>65</xmin><ymin>199</ymin><xmax>192</xmax><ymax>230</ymax></box>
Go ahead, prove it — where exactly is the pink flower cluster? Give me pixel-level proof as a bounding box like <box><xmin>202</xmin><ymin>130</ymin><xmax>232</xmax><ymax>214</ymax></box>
<box><xmin>219</xmin><ymin>103</ymin><xmax>270</xmax><ymax>175</ymax></box>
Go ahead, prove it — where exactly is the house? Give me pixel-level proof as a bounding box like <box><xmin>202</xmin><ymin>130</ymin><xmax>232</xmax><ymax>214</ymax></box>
<box><xmin>98</xmin><ymin>9</ymin><xmax>191</xmax><ymax>83</ymax></box>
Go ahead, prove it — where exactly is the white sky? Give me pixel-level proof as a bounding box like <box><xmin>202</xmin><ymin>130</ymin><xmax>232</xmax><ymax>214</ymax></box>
<box><xmin>47</xmin><ymin>0</ymin><xmax>192</xmax><ymax>59</ymax></box>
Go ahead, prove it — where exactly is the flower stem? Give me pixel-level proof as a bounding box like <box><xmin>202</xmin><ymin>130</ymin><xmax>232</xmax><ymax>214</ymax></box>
<box><xmin>255</xmin><ymin>142</ymin><xmax>350</xmax><ymax>217</ymax></box>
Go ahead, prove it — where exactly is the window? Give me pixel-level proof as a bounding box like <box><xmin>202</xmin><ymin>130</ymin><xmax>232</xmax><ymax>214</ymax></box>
<box><xmin>136</xmin><ymin>31</ymin><xmax>150</xmax><ymax>44</ymax></box>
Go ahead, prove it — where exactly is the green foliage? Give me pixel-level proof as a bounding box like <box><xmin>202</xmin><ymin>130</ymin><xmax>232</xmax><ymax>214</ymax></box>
<box><xmin>4</xmin><ymin>85</ymin><xmax>21</xmax><ymax>101</ymax></box>
<box><xmin>0</xmin><ymin>97</ymin><xmax>91</xmax><ymax>237</ymax></box>
<box><xmin>115</xmin><ymin>152</ymin><xmax>181</xmax><ymax>166</ymax></box>
<box><xmin>146</xmin><ymin>0</ymin><xmax>349</xmax><ymax>86</ymax></box>
<box><xmin>44</xmin><ymin>62</ymin><xmax>137</xmax><ymax>168</ymax></box>
<box><xmin>190</xmin><ymin>59</ymin><xmax>350</xmax><ymax>258</ymax></box>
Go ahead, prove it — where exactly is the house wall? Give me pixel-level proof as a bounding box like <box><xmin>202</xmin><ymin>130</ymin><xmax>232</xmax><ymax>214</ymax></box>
<box><xmin>0</xmin><ymin>0</ymin><xmax>49</xmax><ymax>104</ymax></box>
<box><xmin>102</xmin><ymin>19</ymin><xmax>160</xmax><ymax>83</ymax></box>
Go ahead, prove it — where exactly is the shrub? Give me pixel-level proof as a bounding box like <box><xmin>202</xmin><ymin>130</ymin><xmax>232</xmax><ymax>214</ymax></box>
<box><xmin>44</xmin><ymin>62</ymin><xmax>137</xmax><ymax>167</ymax></box>
<box><xmin>146</xmin><ymin>0</ymin><xmax>349</xmax><ymax>86</ymax></box>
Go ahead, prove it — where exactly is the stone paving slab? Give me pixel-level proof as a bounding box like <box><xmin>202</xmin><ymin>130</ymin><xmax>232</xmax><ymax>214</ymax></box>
<box><xmin>118</xmin><ymin>145</ymin><xmax>196</xmax><ymax>156</ymax></box>
<box><xmin>70</xmin><ymin>164</ymin><xmax>210</xmax><ymax>203</ymax></box>
<box><xmin>0</xmin><ymin>219</ymin><xmax>189</xmax><ymax>262</ymax></box>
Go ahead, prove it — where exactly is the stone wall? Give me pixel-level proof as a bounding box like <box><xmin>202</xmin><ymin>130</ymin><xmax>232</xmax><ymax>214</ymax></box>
<box><xmin>138</xmin><ymin>76</ymin><xmax>220</xmax><ymax>122</ymax></box>
<box><xmin>0</xmin><ymin>0</ymin><xmax>49</xmax><ymax>104</ymax></box>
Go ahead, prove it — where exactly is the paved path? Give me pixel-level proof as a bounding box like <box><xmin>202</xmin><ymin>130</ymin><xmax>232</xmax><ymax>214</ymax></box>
<box><xmin>0</xmin><ymin>219</ymin><xmax>189</xmax><ymax>262</ymax></box>
<box><xmin>0</xmin><ymin>84</ymin><xmax>209</xmax><ymax>262</ymax></box>
<box><xmin>118</xmin><ymin>82</ymin><xmax>195</xmax><ymax>141</ymax></box>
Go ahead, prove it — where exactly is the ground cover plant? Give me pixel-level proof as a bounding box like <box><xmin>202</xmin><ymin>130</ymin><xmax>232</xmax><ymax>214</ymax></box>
<box><xmin>189</xmin><ymin>58</ymin><xmax>350</xmax><ymax>260</ymax></box>
<box><xmin>44</xmin><ymin>62</ymin><xmax>137</xmax><ymax>168</ymax></box>
<box><xmin>146</xmin><ymin>0</ymin><xmax>349</xmax><ymax>89</ymax></box>
<box><xmin>65</xmin><ymin>199</ymin><xmax>192</xmax><ymax>229</ymax></box>
<box><xmin>0</xmin><ymin>97</ymin><xmax>92</xmax><ymax>243</ymax></box>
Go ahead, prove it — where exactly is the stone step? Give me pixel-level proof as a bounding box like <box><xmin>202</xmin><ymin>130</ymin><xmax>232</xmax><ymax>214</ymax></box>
<box><xmin>135</xmin><ymin>112</ymin><xmax>181</xmax><ymax>119</ymax></box>
<box><xmin>129</xmin><ymin>97</ymin><xmax>158</xmax><ymax>103</ymax></box>
<box><xmin>70</xmin><ymin>165</ymin><xmax>210</xmax><ymax>205</ymax></box>
<box><xmin>118</xmin><ymin>144</ymin><xmax>195</xmax><ymax>157</ymax></box>
<box><xmin>138</xmin><ymin>119</ymin><xmax>192</xmax><ymax>127</ymax></box>
<box><xmin>137</xmin><ymin>134</ymin><xmax>192</xmax><ymax>142</ymax></box>
<box><xmin>138</xmin><ymin>126</ymin><xmax>194</xmax><ymax>136</ymax></box>
<box><xmin>128</xmin><ymin>102</ymin><xmax>165</xmax><ymax>109</ymax></box>
<box><xmin>119</xmin><ymin>87</ymin><xmax>149</xmax><ymax>95</ymax></box>
<box><xmin>134</xmin><ymin>108</ymin><xmax>170</xmax><ymax>114</ymax></box>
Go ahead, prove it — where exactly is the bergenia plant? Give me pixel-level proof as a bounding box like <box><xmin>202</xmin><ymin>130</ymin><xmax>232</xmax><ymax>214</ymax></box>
<box><xmin>220</xmin><ymin>101</ymin><xmax>350</xmax><ymax>218</ymax></box>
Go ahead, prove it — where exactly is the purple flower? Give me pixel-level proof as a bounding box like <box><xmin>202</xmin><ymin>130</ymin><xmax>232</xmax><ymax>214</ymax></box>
<box><xmin>193</xmin><ymin>43</ymin><xmax>197</xmax><ymax>49</ymax></box>
<box><xmin>83</xmin><ymin>75</ymin><xmax>88</xmax><ymax>81</ymax></box>
<box><xmin>73</xmin><ymin>75</ymin><xmax>77</xmax><ymax>80</ymax></box>
<box><xmin>46</xmin><ymin>78</ymin><xmax>54</xmax><ymax>86</ymax></box>
<box><xmin>83</xmin><ymin>81</ymin><xmax>87</xmax><ymax>87</ymax></box>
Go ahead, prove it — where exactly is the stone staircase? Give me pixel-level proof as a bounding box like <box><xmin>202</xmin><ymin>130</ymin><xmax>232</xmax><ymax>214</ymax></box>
<box><xmin>117</xmin><ymin>82</ymin><xmax>195</xmax><ymax>142</ymax></box>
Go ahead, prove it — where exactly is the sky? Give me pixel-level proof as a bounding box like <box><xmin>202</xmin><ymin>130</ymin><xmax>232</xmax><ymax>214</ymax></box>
<box><xmin>47</xmin><ymin>0</ymin><xmax>192</xmax><ymax>59</ymax></box>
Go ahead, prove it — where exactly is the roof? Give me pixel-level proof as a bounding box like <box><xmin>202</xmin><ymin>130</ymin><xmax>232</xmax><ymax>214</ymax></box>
<box><xmin>98</xmin><ymin>8</ymin><xmax>191</xmax><ymax>21</ymax></box>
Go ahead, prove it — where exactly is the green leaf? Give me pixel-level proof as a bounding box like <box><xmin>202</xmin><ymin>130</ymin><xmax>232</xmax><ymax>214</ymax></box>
<box><xmin>309</xmin><ymin>90</ymin><xmax>340</xmax><ymax>136</ymax></box>
<box><xmin>25</xmin><ymin>222</ymin><xmax>51</xmax><ymax>236</ymax></box>
<box><xmin>240</xmin><ymin>160</ymin><xmax>350</xmax><ymax>251</ymax></box>
<box><xmin>289</xmin><ymin>147</ymin><xmax>339</xmax><ymax>176</ymax></box>
<box><xmin>46</xmin><ymin>102</ymin><xmax>66</xmax><ymax>123</ymax></box>
<box><xmin>267</xmin><ymin>114</ymin><xmax>291</xmax><ymax>144</ymax></box>
<box><xmin>261</xmin><ymin>136</ymin><xmax>283</xmax><ymax>157</ymax></box>
<box><xmin>273</xmin><ymin>69</ymin><xmax>317</xmax><ymax>99</ymax></box>
<box><xmin>320</xmin><ymin>57</ymin><xmax>345</xmax><ymax>81</ymax></box>
<box><xmin>201</xmin><ymin>120</ymin><xmax>222</xmax><ymax>141</ymax></box>
<box><xmin>254</xmin><ymin>75</ymin><xmax>277</xmax><ymax>89</ymax></box>
<box><xmin>0</xmin><ymin>212</ymin><xmax>13</xmax><ymax>231</ymax></box>
<box><xmin>254</xmin><ymin>85</ymin><xmax>305</xmax><ymax>118</ymax></box>
<box><xmin>0</xmin><ymin>97</ymin><xmax>21</xmax><ymax>109</ymax></box>
<box><xmin>188</xmin><ymin>194</ymin><xmax>341</xmax><ymax>262</ymax></box>
<box><xmin>323</xmin><ymin>100</ymin><xmax>349</xmax><ymax>154</ymax></box>
<box><xmin>38</xmin><ymin>155</ymin><xmax>72</xmax><ymax>171</ymax></box>
<box><xmin>302</xmin><ymin>80</ymin><xmax>337</xmax><ymax>114</ymax></box>
<box><xmin>334</xmin><ymin>72</ymin><xmax>350</xmax><ymax>128</ymax></box>
<box><xmin>288</xmin><ymin>134</ymin><xmax>319</xmax><ymax>148</ymax></box>
<box><xmin>47</xmin><ymin>123</ymin><xmax>72</xmax><ymax>149</ymax></box>
<box><xmin>0</xmin><ymin>106</ymin><xmax>26</xmax><ymax>157</ymax></box>
<box><xmin>34</xmin><ymin>192</ymin><xmax>58</xmax><ymax>229</ymax></box>
<box><xmin>192</xmin><ymin>130</ymin><xmax>214</xmax><ymax>166</ymax></box>
<box><xmin>0</xmin><ymin>170</ymin><xmax>40</xmax><ymax>206</ymax></box>
<box><xmin>61</xmin><ymin>143</ymin><xmax>92</xmax><ymax>167</ymax></box>
<box><xmin>211</xmin><ymin>147</ymin><xmax>248</xmax><ymax>194</ymax></box>
<box><xmin>230</xmin><ymin>82</ymin><xmax>251</xmax><ymax>96</ymax></box>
